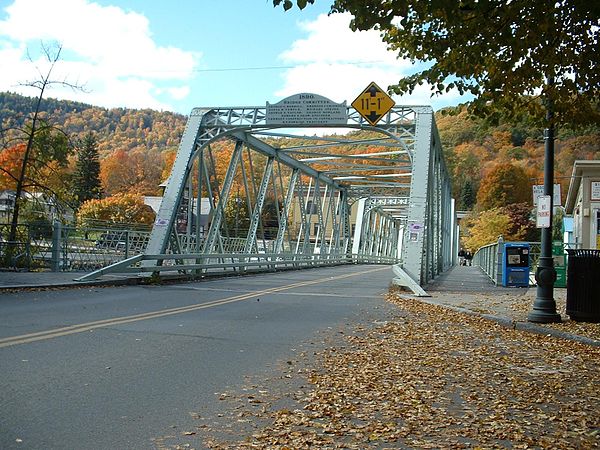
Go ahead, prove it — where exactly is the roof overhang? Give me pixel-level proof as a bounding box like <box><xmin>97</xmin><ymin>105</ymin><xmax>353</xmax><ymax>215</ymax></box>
<box><xmin>565</xmin><ymin>160</ymin><xmax>600</xmax><ymax>214</ymax></box>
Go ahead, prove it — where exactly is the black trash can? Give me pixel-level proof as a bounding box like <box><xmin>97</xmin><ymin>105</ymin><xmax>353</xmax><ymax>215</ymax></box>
<box><xmin>566</xmin><ymin>249</ymin><xmax>600</xmax><ymax>322</ymax></box>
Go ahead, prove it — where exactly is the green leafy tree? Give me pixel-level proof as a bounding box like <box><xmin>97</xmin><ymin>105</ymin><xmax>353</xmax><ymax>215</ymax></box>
<box><xmin>261</xmin><ymin>197</ymin><xmax>281</xmax><ymax>239</ymax></box>
<box><xmin>459</xmin><ymin>179</ymin><xmax>476</xmax><ymax>211</ymax></box>
<box><xmin>224</xmin><ymin>194</ymin><xmax>251</xmax><ymax>237</ymax></box>
<box><xmin>552</xmin><ymin>207</ymin><xmax>565</xmax><ymax>242</ymax></box>
<box><xmin>449</xmin><ymin>143</ymin><xmax>482</xmax><ymax>207</ymax></box>
<box><xmin>276</xmin><ymin>0</ymin><xmax>600</xmax><ymax>126</ymax></box>
<box><xmin>72</xmin><ymin>132</ymin><xmax>102</xmax><ymax>207</ymax></box>
<box><xmin>20</xmin><ymin>201</ymin><xmax>53</xmax><ymax>239</ymax></box>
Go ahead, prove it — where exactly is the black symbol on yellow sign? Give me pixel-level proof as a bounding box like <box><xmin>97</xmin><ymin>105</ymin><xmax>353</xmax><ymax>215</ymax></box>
<box><xmin>351</xmin><ymin>82</ymin><xmax>395</xmax><ymax>126</ymax></box>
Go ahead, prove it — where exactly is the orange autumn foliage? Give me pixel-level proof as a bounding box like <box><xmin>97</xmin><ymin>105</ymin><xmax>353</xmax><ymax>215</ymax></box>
<box><xmin>0</xmin><ymin>144</ymin><xmax>26</xmax><ymax>190</ymax></box>
<box><xmin>100</xmin><ymin>148</ymin><xmax>163</xmax><ymax>196</ymax></box>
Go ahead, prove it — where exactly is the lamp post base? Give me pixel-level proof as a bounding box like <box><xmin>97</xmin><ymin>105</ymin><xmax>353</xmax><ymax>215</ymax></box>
<box><xmin>527</xmin><ymin>306</ymin><xmax>562</xmax><ymax>323</ymax></box>
<box><xmin>528</xmin><ymin>263</ymin><xmax>562</xmax><ymax>323</ymax></box>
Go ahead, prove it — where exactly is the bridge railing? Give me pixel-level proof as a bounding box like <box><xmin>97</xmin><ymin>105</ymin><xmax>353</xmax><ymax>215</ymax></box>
<box><xmin>75</xmin><ymin>252</ymin><xmax>399</xmax><ymax>282</ymax></box>
<box><xmin>474</xmin><ymin>241</ymin><xmax>542</xmax><ymax>284</ymax></box>
<box><xmin>474</xmin><ymin>241</ymin><xmax>542</xmax><ymax>286</ymax></box>
<box><xmin>0</xmin><ymin>222</ymin><xmax>153</xmax><ymax>272</ymax></box>
<box><xmin>473</xmin><ymin>241</ymin><xmax>500</xmax><ymax>282</ymax></box>
<box><xmin>473</xmin><ymin>240</ymin><xmax>580</xmax><ymax>286</ymax></box>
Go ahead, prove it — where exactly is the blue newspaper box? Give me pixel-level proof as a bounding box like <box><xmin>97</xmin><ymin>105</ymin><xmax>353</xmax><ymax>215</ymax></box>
<box><xmin>502</xmin><ymin>243</ymin><xmax>530</xmax><ymax>287</ymax></box>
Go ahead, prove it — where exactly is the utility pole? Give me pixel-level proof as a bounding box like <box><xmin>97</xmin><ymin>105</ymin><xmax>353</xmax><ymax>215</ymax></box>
<box><xmin>528</xmin><ymin>77</ymin><xmax>561</xmax><ymax>323</ymax></box>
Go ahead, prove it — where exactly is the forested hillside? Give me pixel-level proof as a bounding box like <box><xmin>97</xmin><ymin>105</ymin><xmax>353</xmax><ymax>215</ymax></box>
<box><xmin>0</xmin><ymin>91</ymin><xmax>186</xmax><ymax>156</ymax></box>
<box><xmin>436</xmin><ymin>107</ymin><xmax>600</xmax><ymax>211</ymax></box>
<box><xmin>1</xmin><ymin>90</ymin><xmax>598</xmax><ymax>208</ymax></box>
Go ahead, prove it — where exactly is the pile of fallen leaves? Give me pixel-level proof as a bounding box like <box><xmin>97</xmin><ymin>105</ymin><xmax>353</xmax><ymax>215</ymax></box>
<box><xmin>190</xmin><ymin>293</ymin><xmax>600</xmax><ymax>449</ymax></box>
<box><xmin>432</xmin><ymin>289</ymin><xmax>600</xmax><ymax>343</ymax></box>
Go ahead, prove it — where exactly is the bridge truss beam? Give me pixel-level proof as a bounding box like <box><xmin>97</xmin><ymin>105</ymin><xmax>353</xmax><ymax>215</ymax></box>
<box><xmin>86</xmin><ymin>101</ymin><xmax>454</xmax><ymax>287</ymax></box>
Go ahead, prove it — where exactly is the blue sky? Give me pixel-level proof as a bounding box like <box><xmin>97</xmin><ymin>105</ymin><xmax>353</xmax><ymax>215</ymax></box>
<box><xmin>0</xmin><ymin>0</ymin><xmax>471</xmax><ymax>115</ymax></box>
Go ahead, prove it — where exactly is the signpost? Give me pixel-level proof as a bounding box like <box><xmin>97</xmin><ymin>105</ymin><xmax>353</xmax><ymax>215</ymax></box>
<box><xmin>351</xmin><ymin>82</ymin><xmax>395</xmax><ymax>126</ymax></box>
<box><xmin>527</xmin><ymin>83</ymin><xmax>562</xmax><ymax>323</ymax></box>
<box><xmin>536</xmin><ymin>195</ymin><xmax>552</xmax><ymax>228</ymax></box>
<box><xmin>266</xmin><ymin>93</ymin><xmax>348</xmax><ymax>125</ymax></box>
<box><xmin>532</xmin><ymin>184</ymin><xmax>561</xmax><ymax>206</ymax></box>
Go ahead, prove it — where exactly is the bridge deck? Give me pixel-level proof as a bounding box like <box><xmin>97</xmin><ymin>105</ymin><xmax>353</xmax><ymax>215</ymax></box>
<box><xmin>420</xmin><ymin>264</ymin><xmax>542</xmax><ymax>324</ymax></box>
<box><xmin>425</xmin><ymin>264</ymin><xmax>499</xmax><ymax>293</ymax></box>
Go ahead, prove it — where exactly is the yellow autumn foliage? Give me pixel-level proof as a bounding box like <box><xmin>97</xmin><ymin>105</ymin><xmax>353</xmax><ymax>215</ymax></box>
<box><xmin>462</xmin><ymin>208</ymin><xmax>520</xmax><ymax>252</ymax></box>
<box><xmin>77</xmin><ymin>193</ymin><xmax>155</xmax><ymax>228</ymax></box>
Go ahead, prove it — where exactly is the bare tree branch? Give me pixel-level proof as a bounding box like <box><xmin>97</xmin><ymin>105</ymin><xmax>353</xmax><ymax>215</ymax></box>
<box><xmin>19</xmin><ymin>42</ymin><xmax>89</xmax><ymax>94</ymax></box>
<box><xmin>5</xmin><ymin>41</ymin><xmax>84</xmax><ymax>251</ymax></box>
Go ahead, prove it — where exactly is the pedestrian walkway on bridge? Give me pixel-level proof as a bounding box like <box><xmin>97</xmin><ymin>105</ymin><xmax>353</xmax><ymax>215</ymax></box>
<box><xmin>425</xmin><ymin>263</ymin><xmax>499</xmax><ymax>293</ymax></box>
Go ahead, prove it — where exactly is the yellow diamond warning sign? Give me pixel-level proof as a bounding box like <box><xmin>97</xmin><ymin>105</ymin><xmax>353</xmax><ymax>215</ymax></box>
<box><xmin>351</xmin><ymin>82</ymin><xmax>395</xmax><ymax>126</ymax></box>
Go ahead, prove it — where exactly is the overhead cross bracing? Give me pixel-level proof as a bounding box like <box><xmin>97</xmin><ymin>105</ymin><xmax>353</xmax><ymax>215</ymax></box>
<box><xmin>82</xmin><ymin>95</ymin><xmax>454</xmax><ymax>287</ymax></box>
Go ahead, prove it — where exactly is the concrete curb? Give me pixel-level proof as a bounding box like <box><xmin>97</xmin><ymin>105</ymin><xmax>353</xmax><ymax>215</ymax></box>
<box><xmin>514</xmin><ymin>321</ymin><xmax>600</xmax><ymax>347</ymax></box>
<box><xmin>0</xmin><ymin>270</ymin><xmax>258</xmax><ymax>292</ymax></box>
<box><xmin>0</xmin><ymin>277</ymin><xmax>143</xmax><ymax>291</ymax></box>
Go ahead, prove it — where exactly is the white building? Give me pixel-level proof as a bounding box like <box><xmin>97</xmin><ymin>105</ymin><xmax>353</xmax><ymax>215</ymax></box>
<box><xmin>0</xmin><ymin>190</ymin><xmax>16</xmax><ymax>222</ymax></box>
<box><xmin>144</xmin><ymin>195</ymin><xmax>212</xmax><ymax>232</ymax></box>
<box><xmin>0</xmin><ymin>190</ymin><xmax>73</xmax><ymax>223</ymax></box>
<box><xmin>565</xmin><ymin>160</ymin><xmax>600</xmax><ymax>249</ymax></box>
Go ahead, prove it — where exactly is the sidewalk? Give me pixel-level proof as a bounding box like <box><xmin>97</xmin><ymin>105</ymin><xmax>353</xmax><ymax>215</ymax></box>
<box><xmin>422</xmin><ymin>264</ymin><xmax>600</xmax><ymax>346</ymax></box>
<box><xmin>0</xmin><ymin>269</ymin><xmax>141</xmax><ymax>290</ymax></box>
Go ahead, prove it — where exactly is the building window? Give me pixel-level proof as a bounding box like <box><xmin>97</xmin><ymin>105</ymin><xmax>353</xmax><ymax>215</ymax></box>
<box><xmin>306</xmin><ymin>200</ymin><xmax>318</xmax><ymax>214</ymax></box>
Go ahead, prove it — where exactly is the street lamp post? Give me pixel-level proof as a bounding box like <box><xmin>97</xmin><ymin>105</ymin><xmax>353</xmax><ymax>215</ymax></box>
<box><xmin>528</xmin><ymin>78</ymin><xmax>562</xmax><ymax>323</ymax></box>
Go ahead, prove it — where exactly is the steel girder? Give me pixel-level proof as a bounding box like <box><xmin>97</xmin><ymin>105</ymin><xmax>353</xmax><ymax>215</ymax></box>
<box><xmin>400</xmin><ymin>107</ymin><xmax>454</xmax><ymax>284</ymax></box>
<box><xmin>139</xmin><ymin>102</ymin><xmax>453</xmax><ymax>286</ymax></box>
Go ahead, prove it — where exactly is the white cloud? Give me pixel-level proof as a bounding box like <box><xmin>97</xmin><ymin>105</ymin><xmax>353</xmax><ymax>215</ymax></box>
<box><xmin>0</xmin><ymin>0</ymin><xmax>199</xmax><ymax>110</ymax></box>
<box><xmin>280</xmin><ymin>13</ymin><xmax>405</xmax><ymax>68</ymax></box>
<box><xmin>276</xmin><ymin>13</ymin><xmax>470</xmax><ymax>110</ymax></box>
<box><xmin>275</xmin><ymin>62</ymin><xmax>400</xmax><ymax>104</ymax></box>
<box><xmin>166</xmin><ymin>86</ymin><xmax>191</xmax><ymax>101</ymax></box>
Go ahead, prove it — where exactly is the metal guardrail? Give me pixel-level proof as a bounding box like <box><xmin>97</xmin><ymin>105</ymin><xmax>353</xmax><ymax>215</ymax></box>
<box><xmin>76</xmin><ymin>252</ymin><xmax>399</xmax><ymax>282</ymax></box>
<box><xmin>0</xmin><ymin>240</ymin><xmax>32</xmax><ymax>269</ymax></box>
<box><xmin>474</xmin><ymin>241</ymin><xmax>542</xmax><ymax>286</ymax></box>
<box><xmin>2</xmin><ymin>222</ymin><xmax>398</xmax><ymax>278</ymax></box>
<box><xmin>472</xmin><ymin>241</ymin><xmax>500</xmax><ymax>282</ymax></box>
<box><xmin>0</xmin><ymin>224</ymin><xmax>36</xmax><ymax>269</ymax></box>
<box><xmin>0</xmin><ymin>223</ymin><xmax>152</xmax><ymax>271</ymax></box>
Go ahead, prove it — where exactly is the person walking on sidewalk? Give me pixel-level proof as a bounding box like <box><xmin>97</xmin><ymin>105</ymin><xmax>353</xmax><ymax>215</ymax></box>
<box><xmin>464</xmin><ymin>250</ymin><xmax>473</xmax><ymax>266</ymax></box>
<box><xmin>458</xmin><ymin>248</ymin><xmax>466</xmax><ymax>266</ymax></box>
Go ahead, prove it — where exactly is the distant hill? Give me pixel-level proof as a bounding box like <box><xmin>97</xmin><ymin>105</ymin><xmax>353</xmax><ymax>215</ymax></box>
<box><xmin>2</xmin><ymin>91</ymin><xmax>598</xmax><ymax>209</ymax></box>
<box><xmin>435</xmin><ymin>106</ymin><xmax>600</xmax><ymax>209</ymax></box>
<box><xmin>0</xmin><ymin>91</ymin><xmax>187</xmax><ymax>156</ymax></box>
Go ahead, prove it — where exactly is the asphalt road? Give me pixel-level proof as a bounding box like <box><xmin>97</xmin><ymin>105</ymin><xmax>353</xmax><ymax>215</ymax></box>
<box><xmin>0</xmin><ymin>265</ymin><xmax>395</xmax><ymax>450</ymax></box>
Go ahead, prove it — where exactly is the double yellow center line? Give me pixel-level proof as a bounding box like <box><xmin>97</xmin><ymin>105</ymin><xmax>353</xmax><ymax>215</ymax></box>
<box><xmin>0</xmin><ymin>266</ymin><xmax>388</xmax><ymax>349</ymax></box>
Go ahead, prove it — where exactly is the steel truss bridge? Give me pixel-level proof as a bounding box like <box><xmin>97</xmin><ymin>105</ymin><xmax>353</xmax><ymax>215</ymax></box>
<box><xmin>80</xmin><ymin>95</ymin><xmax>455</xmax><ymax>288</ymax></box>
